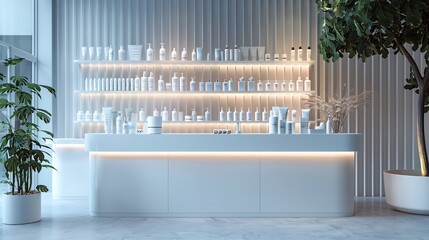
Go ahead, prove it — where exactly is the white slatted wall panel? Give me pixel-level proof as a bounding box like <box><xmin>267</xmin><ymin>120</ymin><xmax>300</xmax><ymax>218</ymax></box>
<box><xmin>54</xmin><ymin>0</ymin><xmax>424</xmax><ymax>196</ymax></box>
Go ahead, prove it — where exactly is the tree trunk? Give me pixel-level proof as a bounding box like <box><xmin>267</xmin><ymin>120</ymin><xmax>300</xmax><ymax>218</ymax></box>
<box><xmin>417</xmin><ymin>91</ymin><xmax>429</xmax><ymax>176</ymax></box>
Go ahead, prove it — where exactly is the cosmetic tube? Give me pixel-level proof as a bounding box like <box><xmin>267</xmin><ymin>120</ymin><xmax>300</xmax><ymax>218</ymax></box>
<box><xmin>277</xmin><ymin>107</ymin><xmax>288</xmax><ymax>134</ymax></box>
<box><xmin>301</xmin><ymin>109</ymin><xmax>310</xmax><ymax>134</ymax></box>
<box><xmin>102</xmin><ymin>107</ymin><xmax>112</xmax><ymax>134</ymax></box>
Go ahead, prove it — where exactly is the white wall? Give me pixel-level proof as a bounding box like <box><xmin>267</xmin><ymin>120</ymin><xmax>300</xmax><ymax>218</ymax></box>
<box><xmin>53</xmin><ymin>0</ymin><xmax>425</xmax><ymax>196</ymax></box>
<box><xmin>0</xmin><ymin>0</ymin><xmax>33</xmax><ymax>35</ymax></box>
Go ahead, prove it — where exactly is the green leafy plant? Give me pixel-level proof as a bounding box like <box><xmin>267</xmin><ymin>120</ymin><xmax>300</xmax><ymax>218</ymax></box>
<box><xmin>0</xmin><ymin>58</ymin><xmax>56</xmax><ymax>195</ymax></box>
<box><xmin>317</xmin><ymin>0</ymin><xmax>429</xmax><ymax>176</ymax></box>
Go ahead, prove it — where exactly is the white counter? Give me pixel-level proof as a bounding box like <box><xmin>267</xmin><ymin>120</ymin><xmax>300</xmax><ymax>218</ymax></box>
<box><xmin>85</xmin><ymin>133</ymin><xmax>361</xmax><ymax>217</ymax></box>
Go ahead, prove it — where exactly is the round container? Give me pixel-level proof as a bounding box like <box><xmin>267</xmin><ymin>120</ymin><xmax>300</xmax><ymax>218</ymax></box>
<box><xmin>197</xmin><ymin>115</ymin><xmax>205</xmax><ymax>121</ymax></box>
<box><xmin>147</xmin><ymin>116</ymin><xmax>162</xmax><ymax>134</ymax></box>
<box><xmin>184</xmin><ymin>115</ymin><xmax>192</xmax><ymax>122</ymax></box>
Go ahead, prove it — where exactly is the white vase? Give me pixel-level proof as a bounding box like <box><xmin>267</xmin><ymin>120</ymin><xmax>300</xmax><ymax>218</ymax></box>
<box><xmin>2</xmin><ymin>192</ymin><xmax>41</xmax><ymax>224</ymax></box>
<box><xmin>384</xmin><ymin>169</ymin><xmax>429</xmax><ymax>215</ymax></box>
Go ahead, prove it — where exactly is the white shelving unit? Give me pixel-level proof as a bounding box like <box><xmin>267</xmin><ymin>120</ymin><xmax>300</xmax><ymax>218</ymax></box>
<box><xmin>73</xmin><ymin>60</ymin><xmax>315</xmax><ymax>137</ymax></box>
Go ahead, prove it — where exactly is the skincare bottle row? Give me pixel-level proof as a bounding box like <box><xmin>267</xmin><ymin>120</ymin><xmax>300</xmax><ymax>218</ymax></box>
<box><xmin>99</xmin><ymin>107</ymin><xmax>137</xmax><ymax>134</ymax></box>
<box><xmin>218</xmin><ymin>107</ymin><xmax>268</xmax><ymax>122</ymax></box>
<box><xmin>83</xmin><ymin>74</ymin><xmax>311</xmax><ymax>92</ymax></box>
<box><xmin>81</xmin><ymin>46</ymin><xmax>114</xmax><ymax>61</ymax></box>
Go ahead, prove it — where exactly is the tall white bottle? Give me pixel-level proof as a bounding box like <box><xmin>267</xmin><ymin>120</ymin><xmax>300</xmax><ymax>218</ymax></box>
<box><xmin>233</xmin><ymin>108</ymin><xmax>239</xmax><ymax>121</ymax></box>
<box><xmin>237</xmin><ymin>77</ymin><xmax>245</xmax><ymax>91</ymax></box>
<box><xmin>222</xmin><ymin>79</ymin><xmax>228</xmax><ymax>91</ymax></box>
<box><xmin>171</xmin><ymin>73</ymin><xmax>179</xmax><ymax>91</ymax></box>
<box><xmin>224</xmin><ymin>45</ymin><xmax>229</xmax><ymax>62</ymax></box>
<box><xmin>234</xmin><ymin>44</ymin><xmax>241</xmax><ymax>61</ymax></box>
<box><xmin>290</xmin><ymin>47</ymin><xmax>295</xmax><ymax>61</ymax></box>
<box><xmin>191</xmin><ymin>49</ymin><xmax>197</xmax><ymax>61</ymax></box>
<box><xmin>246</xmin><ymin>108</ymin><xmax>252</xmax><ymax>121</ymax></box>
<box><xmin>281</xmin><ymin>80</ymin><xmax>287</xmax><ymax>91</ymax></box>
<box><xmin>179</xmin><ymin>73</ymin><xmax>186</xmax><ymax>91</ymax></box>
<box><xmin>162</xmin><ymin>107</ymin><xmax>169</xmax><ymax>121</ymax></box>
<box><xmin>219</xmin><ymin>107</ymin><xmax>226</xmax><ymax>122</ymax></box>
<box><xmin>262</xmin><ymin>107</ymin><xmax>268</xmax><ymax>121</ymax></box>
<box><xmin>298</xmin><ymin>46</ymin><xmax>303</xmax><ymax>61</ymax></box>
<box><xmin>247</xmin><ymin>77</ymin><xmax>255</xmax><ymax>92</ymax></box>
<box><xmin>199</xmin><ymin>79</ymin><xmax>205</xmax><ymax>92</ymax></box>
<box><xmin>254</xmin><ymin>107</ymin><xmax>261</xmax><ymax>121</ymax></box>
<box><xmin>228</xmin><ymin>78</ymin><xmax>234</xmax><ymax>91</ymax></box>
<box><xmin>181</xmin><ymin>48</ymin><xmax>187</xmax><ymax>60</ymax></box>
<box><xmin>307</xmin><ymin>46</ymin><xmax>312</xmax><ymax>61</ymax></box>
<box><xmin>205</xmin><ymin>79</ymin><xmax>213</xmax><ymax>92</ymax></box>
<box><xmin>214</xmin><ymin>80</ymin><xmax>222</xmax><ymax>92</ymax></box>
<box><xmin>304</xmin><ymin>77</ymin><xmax>311</xmax><ymax>91</ymax></box>
<box><xmin>118</xmin><ymin>45</ymin><xmax>126</xmax><ymax>60</ymax></box>
<box><xmin>171</xmin><ymin>48</ymin><xmax>177</xmax><ymax>60</ymax></box>
<box><xmin>239</xmin><ymin>107</ymin><xmax>245</xmax><ymax>121</ymax></box>
<box><xmin>148</xmin><ymin>72</ymin><xmax>155</xmax><ymax>91</ymax></box>
<box><xmin>296</xmin><ymin>76</ymin><xmax>304</xmax><ymax>91</ymax></box>
<box><xmin>134</xmin><ymin>75</ymin><xmax>141</xmax><ymax>91</ymax></box>
<box><xmin>265</xmin><ymin>80</ymin><xmax>271</xmax><ymax>92</ymax></box>
<box><xmin>257</xmin><ymin>80</ymin><xmax>263</xmax><ymax>91</ymax></box>
<box><xmin>146</xmin><ymin>43</ymin><xmax>154</xmax><ymax>61</ymax></box>
<box><xmin>141</xmin><ymin>71</ymin><xmax>148</xmax><ymax>91</ymax></box>
<box><xmin>116</xmin><ymin>111</ymin><xmax>123</xmax><ymax>134</ymax></box>
<box><xmin>205</xmin><ymin>108</ymin><xmax>211</xmax><ymax>121</ymax></box>
<box><xmin>227</xmin><ymin>107</ymin><xmax>233</xmax><ymax>122</ymax></box>
<box><xmin>158</xmin><ymin>75</ymin><xmax>165</xmax><ymax>91</ymax></box>
<box><xmin>190</xmin><ymin>77</ymin><xmax>197</xmax><ymax>91</ymax></box>
<box><xmin>159</xmin><ymin>43</ymin><xmax>166</xmax><ymax>61</ymax></box>
<box><xmin>171</xmin><ymin>108</ymin><xmax>178</xmax><ymax>121</ymax></box>
<box><xmin>273</xmin><ymin>80</ymin><xmax>279</xmax><ymax>91</ymax></box>
<box><xmin>108</xmin><ymin>46</ymin><xmax>114</xmax><ymax>61</ymax></box>
<box><xmin>288</xmin><ymin>80</ymin><xmax>295</xmax><ymax>91</ymax></box>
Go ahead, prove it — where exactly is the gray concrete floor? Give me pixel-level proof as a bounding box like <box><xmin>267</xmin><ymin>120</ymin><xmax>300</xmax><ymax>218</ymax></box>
<box><xmin>0</xmin><ymin>196</ymin><xmax>428</xmax><ymax>240</ymax></box>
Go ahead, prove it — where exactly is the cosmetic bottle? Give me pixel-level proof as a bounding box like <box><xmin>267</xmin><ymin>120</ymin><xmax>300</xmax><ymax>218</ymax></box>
<box><xmin>120</xmin><ymin>78</ymin><xmax>125</xmax><ymax>91</ymax></box>
<box><xmin>239</xmin><ymin>107</ymin><xmax>245</xmax><ymax>121</ymax></box>
<box><xmin>113</xmin><ymin>78</ymin><xmax>118</xmax><ymax>91</ymax></box>
<box><xmin>205</xmin><ymin>108</ymin><xmax>211</xmax><ymax>121</ymax></box>
<box><xmin>257</xmin><ymin>80</ymin><xmax>263</xmax><ymax>91</ymax></box>
<box><xmin>254</xmin><ymin>107</ymin><xmax>261</xmax><ymax>121</ymax></box>
<box><xmin>238</xmin><ymin>77</ymin><xmax>245</xmax><ymax>91</ymax></box>
<box><xmin>214</xmin><ymin>79</ymin><xmax>222</xmax><ymax>92</ymax></box>
<box><xmin>196</xmin><ymin>47</ymin><xmax>203</xmax><ymax>61</ymax></box>
<box><xmin>227</xmin><ymin>107</ymin><xmax>233</xmax><ymax>122</ymax></box>
<box><xmin>214</xmin><ymin>48</ymin><xmax>221</xmax><ymax>61</ymax></box>
<box><xmin>290</xmin><ymin>47</ymin><xmax>295</xmax><ymax>61</ymax></box>
<box><xmin>190</xmin><ymin>77</ymin><xmax>196</xmax><ymax>91</ymax></box>
<box><xmin>198</xmin><ymin>79</ymin><xmax>204</xmax><ymax>92</ymax></box>
<box><xmin>85</xmin><ymin>110</ymin><xmax>92</xmax><ymax>122</ymax></box>
<box><xmin>84</xmin><ymin>78</ymin><xmax>89</xmax><ymax>91</ymax></box>
<box><xmin>281</xmin><ymin>80</ymin><xmax>287</xmax><ymax>91</ymax></box>
<box><xmin>246</xmin><ymin>108</ymin><xmax>252</xmax><ymax>121</ymax></box>
<box><xmin>171</xmin><ymin>73</ymin><xmax>179</xmax><ymax>91</ymax></box>
<box><xmin>307</xmin><ymin>46</ymin><xmax>312</xmax><ymax>61</ymax></box>
<box><xmin>290</xmin><ymin>109</ymin><xmax>297</xmax><ymax>134</ymax></box>
<box><xmin>298</xmin><ymin>46</ymin><xmax>303</xmax><ymax>61</ymax></box>
<box><xmin>118</xmin><ymin>45</ymin><xmax>126</xmax><ymax>60</ymax></box>
<box><xmin>265</xmin><ymin>80</ymin><xmax>271</xmax><ymax>92</ymax></box>
<box><xmin>296</xmin><ymin>76</ymin><xmax>303</xmax><ymax>91</ymax></box>
<box><xmin>93</xmin><ymin>110</ymin><xmax>101</xmax><ymax>122</ymax></box>
<box><xmin>122</xmin><ymin>120</ymin><xmax>130</xmax><ymax>134</ymax></box>
<box><xmin>101</xmin><ymin>78</ymin><xmax>106</xmax><ymax>91</ymax></box>
<box><xmin>179</xmin><ymin>73</ymin><xmax>186</xmax><ymax>91</ymax></box>
<box><xmin>104</xmin><ymin>47</ymin><xmax>109</xmax><ymax>60</ymax></box>
<box><xmin>234</xmin><ymin>44</ymin><xmax>241</xmax><ymax>61</ymax></box>
<box><xmin>141</xmin><ymin>72</ymin><xmax>148</xmax><ymax>91</ymax></box>
<box><xmin>233</xmin><ymin>108</ymin><xmax>239</xmax><ymax>121</ymax></box>
<box><xmin>219</xmin><ymin>107</ymin><xmax>226</xmax><ymax>122</ymax></box>
<box><xmin>282</xmin><ymin>53</ymin><xmax>287</xmax><ymax>61</ymax></box>
<box><xmin>87</xmin><ymin>78</ymin><xmax>93</xmax><ymax>91</ymax></box>
<box><xmin>130</xmin><ymin>77</ymin><xmax>135</xmax><ymax>91</ymax></box>
<box><xmin>288</xmin><ymin>80</ymin><xmax>295</xmax><ymax>91</ymax></box>
<box><xmin>172</xmin><ymin>108</ymin><xmax>178</xmax><ymax>122</ymax></box>
<box><xmin>236</xmin><ymin>122</ymin><xmax>241</xmax><ymax>134</ymax></box>
<box><xmin>274</xmin><ymin>53</ymin><xmax>279</xmax><ymax>61</ymax></box>
<box><xmin>138</xmin><ymin>109</ymin><xmax>146</xmax><ymax>122</ymax></box>
<box><xmin>205</xmin><ymin>79</ymin><xmax>213</xmax><ymax>92</ymax></box>
<box><xmin>222</xmin><ymin>79</ymin><xmax>228</xmax><ymax>91</ymax></box>
<box><xmin>304</xmin><ymin>77</ymin><xmax>311</xmax><ymax>91</ymax></box>
<box><xmin>134</xmin><ymin>75</ymin><xmax>141</xmax><ymax>91</ymax></box>
<box><xmin>171</xmin><ymin>48</ymin><xmax>177</xmax><ymax>60</ymax></box>
<box><xmin>224</xmin><ymin>45</ymin><xmax>229</xmax><ymax>61</ymax></box>
<box><xmin>262</xmin><ymin>107</ymin><xmax>268</xmax><ymax>121</ymax></box>
<box><xmin>162</xmin><ymin>107</ymin><xmax>169</xmax><ymax>121</ymax></box>
<box><xmin>159</xmin><ymin>43</ymin><xmax>166</xmax><ymax>61</ymax></box>
<box><xmin>300</xmin><ymin>109</ymin><xmax>310</xmax><ymax>134</ymax></box>
<box><xmin>247</xmin><ymin>77</ymin><xmax>255</xmax><ymax>92</ymax></box>
<box><xmin>95</xmin><ymin>78</ymin><xmax>101</xmax><ymax>91</ymax></box>
<box><xmin>147</xmin><ymin>72</ymin><xmax>155</xmax><ymax>91</ymax></box>
<box><xmin>108</xmin><ymin>46</ymin><xmax>114</xmax><ymax>61</ymax></box>
<box><xmin>191</xmin><ymin>109</ymin><xmax>197</xmax><ymax>121</ymax></box>
<box><xmin>228</xmin><ymin>78</ymin><xmax>234</xmax><ymax>91</ymax></box>
<box><xmin>77</xmin><ymin>110</ymin><xmax>84</xmax><ymax>122</ymax></box>
<box><xmin>229</xmin><ymin>48</ymin><xmax>234</xmax><ymax>61</ymax></box>
<box><xmin>326</xmin><ymin>116</ymin><xmax>332</xmax><ymax>134</ymax></box>
<box><xmin>81</xmin><ymin>46</ymin><xmax>87</xmax><ymax>60</ymax></box>
<box><xmin>111</xmin><ymin>111</ymin><xmax>118</xmax><ymax>134</ymax></box>
<box><xmin>158</xmin><ymin>75</ymin><xmax>165</xmax><ymax>92</ymax></box>
<box><xmin>146</xmin><ymin>43</ymin><xmax>154</xmax><ymax>61</ymax></box>
<box><xmin>268</xmin><ymin>110</ymin><xmax>278</xmax><ymax>134</ymax></box>
<box><xmin>207</xmin><ymin>52</ymin><xmax>211</xmax><ymax>61</ymax></box>
<box><xmin>109</xmin><ymin>78</ymin><xmax>114</xmax><ymax>91</ymax></box>
<box><xmin>265</xmin><ymin>53</ymin><xmax>271</xmax><ymax>61</ymax></box>
<box><xmin>191</xmin><ymin>49</ymin><xmax>197</xmax><ymax>61</ymax></box>
<box><xmin>128</xmin><ymin>121</ymin><xmax>136</xmax><ymax>134</ymax></box>
<box><xmin>273</xmin><ymin>80</ymin><xmax>279</xmax><ymax>91</ymax></box>
<box><xmin>153</xmin><ymin>108</ymin><xmax>159</xmax><ymax>117</ymax></box>
<box><xmin>116</xmin><ymin>111</ymin><xmax>123</xmax><ymax>134</ymax></box>
<box><xmin>181</xmin><ymin>48</ymin><xmax>187</xmax><ymax>60</ymax></box>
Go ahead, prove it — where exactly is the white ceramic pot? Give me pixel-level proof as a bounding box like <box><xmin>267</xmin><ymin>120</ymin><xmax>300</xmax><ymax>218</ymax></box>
<box><xmin>2</xmin><ymin>192</ymin><xmax>41</xmax><ymax>224</ymax></box>
<box><xmin>384</xmin><ymin>169</ymin><xmax>429</xmax><ymax>215</ymax></box>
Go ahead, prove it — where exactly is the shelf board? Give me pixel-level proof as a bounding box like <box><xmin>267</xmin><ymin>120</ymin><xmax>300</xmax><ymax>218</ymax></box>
<box><xmin>75</xmin><ymin>121</ymin><xmax>270</xmax><ymax>124</ymax></box>
<box><xmin>75</xmin><ymin>90</ymin><xmax>315</xmax><ymax>95</ymax></box>
<box><xmin>74</xmin><ymin>60</ymin><xmax>315</xmax><ymax>67</ymax></box>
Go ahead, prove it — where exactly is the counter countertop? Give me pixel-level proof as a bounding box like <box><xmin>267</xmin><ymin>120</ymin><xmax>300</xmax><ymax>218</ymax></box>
<box><xmin>84</xmin><ymin>133</ymin><xmax>361</xmax><ymax>152</ymax></box>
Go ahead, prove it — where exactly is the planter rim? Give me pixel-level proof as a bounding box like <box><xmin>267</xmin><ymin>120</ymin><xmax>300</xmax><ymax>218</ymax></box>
<box><xmin>3</xmin><ymin>191</ymin><xmax>41</xmax><ymax>196</ymax></box>
<box><xmin>384</xmin><ymin>169</ymin><xmax>426</xmax><ymax>177</ymax></box>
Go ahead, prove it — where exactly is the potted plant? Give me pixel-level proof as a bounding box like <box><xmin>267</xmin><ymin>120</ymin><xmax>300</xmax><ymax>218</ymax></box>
<box><xmin>317</xmin><ymin>0</ymin><xmax>429</xmax><ymax>214</ymax></box>
<box><xmin>0</xmin><ymin>58</ymin><xmax>56</xmax><ymax>224</ymax></box>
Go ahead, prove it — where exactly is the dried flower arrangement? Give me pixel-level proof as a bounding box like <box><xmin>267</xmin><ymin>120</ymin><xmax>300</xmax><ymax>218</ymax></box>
<box><xmin>306</xmin><ymin>86</ymin><xmax>371</xmax><ymax>133</ymax></box>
